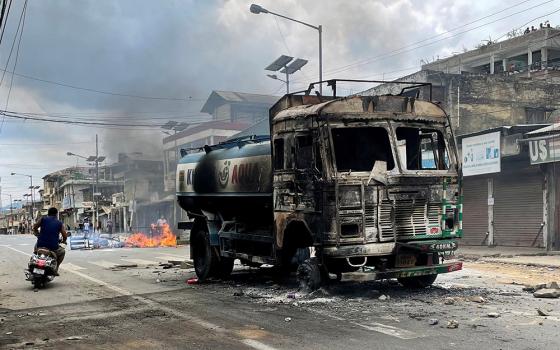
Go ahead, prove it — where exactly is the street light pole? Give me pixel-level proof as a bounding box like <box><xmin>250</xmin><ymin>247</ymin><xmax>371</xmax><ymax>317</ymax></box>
<box><xmin>11</xmin><ymin>172</ymin><xmax>33</xmax><ymax>221</ymax></box>
<box><xmin>250</xmin><ymin>4</ymin><xmax>323</xmax><ymax>93</ymax></box>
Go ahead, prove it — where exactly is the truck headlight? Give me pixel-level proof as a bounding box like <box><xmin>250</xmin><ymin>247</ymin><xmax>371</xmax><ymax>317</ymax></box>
<box><xmin>339</xmin><ymin>186</ymin><xmax>361</xmax><ymax>207</ymax></box>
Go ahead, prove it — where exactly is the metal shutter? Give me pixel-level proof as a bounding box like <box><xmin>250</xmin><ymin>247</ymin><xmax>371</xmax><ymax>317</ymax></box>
<box><xmin>493</xmin><ymin>168</ymin><xmax>543</xmax><ymax>247</ymax></box>
<box><xmin>462</xmin><ymin>177</ymin><xmax>489</xmax><ymax>246</ymax></box>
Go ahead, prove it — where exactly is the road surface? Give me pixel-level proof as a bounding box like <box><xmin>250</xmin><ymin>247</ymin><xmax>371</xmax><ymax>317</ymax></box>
<box><xmin>1</xmin><ymin>234</ymin><xmax>558</xmax><ymax>349</ymax></box>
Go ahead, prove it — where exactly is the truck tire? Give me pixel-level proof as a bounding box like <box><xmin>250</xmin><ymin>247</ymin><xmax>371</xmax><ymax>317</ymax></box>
<box><xmin>191</xmin><ymin>228</ymin><xmax>215</xmax><ymax>282</ymax></box>
<box><xmin>212</xmin><ymin>257</ymin><xmax>234</xmax><ymax>279</ymax></box>
<box><xmin>398</xmin><ymin>274</ymin><xmax>438</xmax><ymax>288</ymax></box>
<box><xmin>297</xmin><ymin>257</ymin><xmax>322</xmax><ymax>292</ymax></box>
<box><xmin>398</xmin><ymin>254</ymin><xmax>439</xmax><ymax>288</ymax></box>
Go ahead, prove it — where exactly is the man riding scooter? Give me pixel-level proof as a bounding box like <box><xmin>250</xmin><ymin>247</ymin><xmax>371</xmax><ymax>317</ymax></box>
<box><xmin>32</xmin><ymin>207</ymin><xmax>68</xmax><ymax>275</ymax></box>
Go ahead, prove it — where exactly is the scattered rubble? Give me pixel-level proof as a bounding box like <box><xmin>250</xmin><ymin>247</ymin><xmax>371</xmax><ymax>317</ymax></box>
<box><xmin>66</xmin><ymin>336</ymin><xmax>84</xmax><ymax>341</ymax></box>
<box><xmin>446</xmin><ymin>320</ymin><xmax>459</xmax><ymax>329</ymax></box>
<box><xmin>533</xmin><ymin>288</ymin><xmax>560</xmax><ymax>298</ymax></box>
<box><xmin>443</xmin><ymin>297</ymin><xmax>456</xmax><ymax>305</ymax></box>
<box><xmin>467</xmin><ymin>296</ymin><xmax>485</xmax><ymax>303</ymax></box>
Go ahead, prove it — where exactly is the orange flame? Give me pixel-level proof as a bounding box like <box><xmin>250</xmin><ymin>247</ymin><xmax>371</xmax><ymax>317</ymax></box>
<box><xmin>125</xmin><ymin>223</ymin><xmax>177</xmax><ymax>248</ymax></box>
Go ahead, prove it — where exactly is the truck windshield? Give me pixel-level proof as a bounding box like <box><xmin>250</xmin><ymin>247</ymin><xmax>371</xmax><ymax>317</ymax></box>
<box><xmin>331</xmin><ymin>127</ymin><xmax>395</xmax><ymax>172</ymax></box>
<box><xmin>395</xmin><ymin>127</ymin><xmax>449</xmax><ymax>170</ymax></box>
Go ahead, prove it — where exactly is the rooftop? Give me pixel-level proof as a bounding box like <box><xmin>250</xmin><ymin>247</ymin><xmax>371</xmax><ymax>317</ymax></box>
<box><xmin>200</xmin><ymin>90</ymin><xmax>279</xmax><ymax>114</ymax></box>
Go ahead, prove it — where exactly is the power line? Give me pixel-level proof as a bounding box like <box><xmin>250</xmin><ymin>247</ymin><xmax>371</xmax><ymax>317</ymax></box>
<box><xmin>0</xmin><ymin>0</ymin><xmax>12</xmax><ymax>47</ymax></box>
<box><xmin>5</xmin><ymin>0</ymin><xmax>26</xmax><ymax>111</ymax></box>
<box><xmin>0</xmin><ymin>0</ymin><xmax>25</xmax><ymax>132</ymax></box>
<box><xmin>325</xmin><ymin>0</ymin><xmax>555</xmax><ymax>76</ymax></box>
<box><xmin>0</xmin><ymin>67</ymin><xmax>205</xmax><ymax>101</ymax></box>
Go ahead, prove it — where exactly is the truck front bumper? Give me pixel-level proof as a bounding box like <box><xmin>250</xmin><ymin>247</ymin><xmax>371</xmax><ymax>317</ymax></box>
<box><xmin>322</xmin><ymin>239</ymin><xmax>458</xmax><ymax>258</ymax></box>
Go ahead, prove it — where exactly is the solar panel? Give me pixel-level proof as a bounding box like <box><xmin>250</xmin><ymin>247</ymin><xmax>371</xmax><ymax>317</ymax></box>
<box><xmin>265</xmin><ymin>55</ymin><xmax>293</xmax><ymax>71</ymax></box>
<box><xmin>173</xmin><ymin>122</ymin><xmax>189</xmax><ymax>131</ymax></box>
<box><xmin>162</xmin><ymin>121</ymin><xmax>178</xmax><ymax>130</ymax></box>
<box><xmin>280</xmin><ymin>58</ymin><xmax>308</xmax><ymax>74</ymax></box>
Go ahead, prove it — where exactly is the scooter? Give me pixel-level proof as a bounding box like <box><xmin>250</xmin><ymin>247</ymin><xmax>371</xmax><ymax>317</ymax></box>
<box><xmin>24</xmin><ymin>244</ymin><xmax>63</xmax><ymax>289</ymax></box>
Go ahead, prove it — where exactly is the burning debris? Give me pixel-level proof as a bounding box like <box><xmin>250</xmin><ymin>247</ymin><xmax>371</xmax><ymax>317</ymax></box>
<box><xmin>125</xmin><ymin>223</ymin><xmax>177</xmax><ymax>248</ymax></box>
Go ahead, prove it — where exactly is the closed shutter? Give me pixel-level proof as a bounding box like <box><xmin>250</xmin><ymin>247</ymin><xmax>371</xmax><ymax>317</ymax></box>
<box><xmin>462</xmin><ymin>177</ymin><xmax>489</xmax><ymax>245</ymax></box>
<box><xmin>493</xmin><ymin>168</ymin><xmax>543</xmax><ymax>247</ymax></box>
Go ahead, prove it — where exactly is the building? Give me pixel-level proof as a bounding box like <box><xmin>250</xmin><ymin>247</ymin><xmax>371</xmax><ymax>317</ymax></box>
<box><xmin>422</xmin><ymin>26</ymin><xmax>560</xmax><ymax>77</ymax></box>
<box><xmin>42</xmin><ymin>166</ymin><xmax>122</xmax><ymax>231</ymax></box>
<box><xmin>200</xmin><ymin>90</ymin><xmax>279</xmax><ymax>124</ymax></box>
<box><xmin>363</xmin><ymin>26</ymin><xmax>560</xmax><ymax>249</ymax></box>
<box><xmin>108</xmin><ymin>152</ymin><xmax>164</xmax><ymax>232</ymax></box>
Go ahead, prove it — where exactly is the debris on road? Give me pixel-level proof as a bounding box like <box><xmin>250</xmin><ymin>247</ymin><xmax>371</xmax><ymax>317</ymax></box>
<box><xmin>537</xmin><ymin>308</ymin><xmax>549</xmax><ymax>316</ymax></box>
<box><xmin>467</xmin><ymin>296</ymin><xmax>485</xmax><ymax>303</ymax></box>
<box><xmin>443</xmin><ymin>297</ymin><xmax>456</xmax><ymax>305</ymax></box>
<box><xmin>378</xmin><ymin>295</ymin><xmax>389</xmax><ymax>301</ymax></box>
<box><xmin>66</xmin><ymin>336</ymin><xmax>84</xmax><ymax>341</ymax></box>
<box><xmin>487</xmin><ymin>312</ymin><xmax>500</xmax><ymax>318</ymax></box>
<box><xmin>110</xmin><ymin>264</ymin><xmax>138</xmax><ymax>271</ymax></box>
<box><xmin>233</xmin><ymin>290</ymin><xmax>244</xmax><ymax>297</ymax></box>
<box><xmin>446</xmin><ymin>320</ymin><xmax>459</xmax><ymax>329</ymax></box>
<box><xmin>533</xmin><ymin>288</ymin><xmax>560</xmax><ymax>298</ymax></box>
<box><xmin>284</xmin><ymin>317</ymin><xmax>292</xmax><ymax>322</ymax></box>
<box><xmin>428</xmin><ymin>319</ymin><xmax>439</xmax><ymax>325</ymax></box>
<box><xmin>186</xmin><ymin>278</ymin><xmax>198</xmax><ymax>285</ymax></box>
<box><xmin>180</xmin><ymin>261</ymin><xmax>193</xmax><ymax>269</ymax></box>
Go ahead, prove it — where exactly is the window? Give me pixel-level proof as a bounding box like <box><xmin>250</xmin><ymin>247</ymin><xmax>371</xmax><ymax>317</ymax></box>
<box><xmin>331</xmin><ymin>127</ymin><xmax>394</xmax><ymax>172</ymax></box>
<box><xmin>396</xmin><ymin>127</ymin><xmax>449</xmax><ymax>170</ymax></box>
<box><xmin>273</xmin><ymin>138</ymin><xmax>285</xmax><ymax>170</ymax></box>
<box><xmin>295</xmin><ymin>135</ymin><xmax>313</xmax><ymax>169</ymax></box>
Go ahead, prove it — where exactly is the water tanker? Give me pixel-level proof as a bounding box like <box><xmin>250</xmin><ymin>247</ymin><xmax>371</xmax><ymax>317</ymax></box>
<box><xmin>177</xmin><ymin>80</ymin><xmax>463</xmax><ymax>290</ymax></box>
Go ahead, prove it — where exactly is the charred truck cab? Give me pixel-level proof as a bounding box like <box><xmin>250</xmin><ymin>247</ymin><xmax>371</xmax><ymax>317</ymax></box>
<box><xmin>177</xmin><ymin>80</ymin><xmax>463</xmax><ymax>290</ymax></box>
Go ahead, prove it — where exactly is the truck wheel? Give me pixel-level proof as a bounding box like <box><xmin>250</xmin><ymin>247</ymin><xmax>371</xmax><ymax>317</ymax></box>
<box><xmin>397</xmin><ymin>254</ymin><xmax>439</xmax><ymax>288</ymax></box>
<box><xmin>398</xmin><ymin>274</ymin><xmax>437</xmax><ymax>288</ymax></box>
<box><xmin>191</xmin><ymin>228</ymin><xmax>215</xmax><ymax>282</ymax></box>
<box><xmin>213</xmin><ymin>257</ymin><xmax>234</xmax><ymax>279</ymax></box>
<box><xmin>297</xmin><ymin>257</ymin><xmax>322</xmax><ymax>292</ymax></box>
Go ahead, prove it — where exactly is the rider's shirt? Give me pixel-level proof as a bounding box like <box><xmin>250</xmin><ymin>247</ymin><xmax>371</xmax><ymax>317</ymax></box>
<box><xmin>37</xmin><ymin>216</ymin><xmax>62</xmax><ymax>250</ymax></box>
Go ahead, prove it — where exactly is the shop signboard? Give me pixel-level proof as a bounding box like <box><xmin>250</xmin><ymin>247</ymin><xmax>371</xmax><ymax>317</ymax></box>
<box><xmin>529</xmin><ymin>137</ymin><xmax>560</xmax><ymax>164</ymax></box>
<box><xmin>462</xmin><ymin>131</ymin><xmax>501</xmax><ymax>176</ymax></box>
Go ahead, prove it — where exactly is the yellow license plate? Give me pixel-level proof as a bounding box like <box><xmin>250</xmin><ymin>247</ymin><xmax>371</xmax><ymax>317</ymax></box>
<box><xmin>395</xmin><ymin>255</ymin><xmax>417</xmax><ymax>268</ymax></box>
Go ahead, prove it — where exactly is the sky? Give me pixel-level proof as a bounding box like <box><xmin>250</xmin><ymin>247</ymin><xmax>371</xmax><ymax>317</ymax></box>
<box><xmin>0</xmin><ymin>0</ymin><xmax>559</xmax><ymax>204</ymax></box>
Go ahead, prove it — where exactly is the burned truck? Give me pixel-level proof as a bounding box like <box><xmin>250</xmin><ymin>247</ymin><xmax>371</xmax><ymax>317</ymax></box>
<box><xmin>177</xmin><ymin>80</ymin><xmax>463</xmax><ymax>290</ymax></box>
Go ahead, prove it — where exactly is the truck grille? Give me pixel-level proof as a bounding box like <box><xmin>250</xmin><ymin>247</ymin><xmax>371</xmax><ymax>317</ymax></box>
<box><xmin>378</xmin><ymin>199</ymin><xmax>442</xmax><ymax>240</ymax></box>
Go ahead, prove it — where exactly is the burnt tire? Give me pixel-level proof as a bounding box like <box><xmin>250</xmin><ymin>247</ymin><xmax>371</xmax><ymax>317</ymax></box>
<box><xmin>213</xmin><ymin>257</ymin><xmax>235</xmax><ymax>279</ymax></box>
<box><xmin>397</xmin><ymin>274</ymin><xmax>438</xmax><ymax>288</ymax></box>
<box><xmin>191</xmin><ymin>228</ymin><xmax>215</xmax><ymax>282</ymax></box>
<box><xmin>398</xmin><ymin>254</ymin><xmax>439</xmax><ymax>288</ymax></box>
<box><xmin>297</xmin><ymin>257</ymin><xmax>322</xmax><ymax>292</ymax></box>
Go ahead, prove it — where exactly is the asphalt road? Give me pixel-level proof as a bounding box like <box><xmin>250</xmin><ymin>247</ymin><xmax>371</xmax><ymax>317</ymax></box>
<box><xmin>1</xmin><ymin>234</ymin><xmax>559</xmax><ymax>350</ymax></box>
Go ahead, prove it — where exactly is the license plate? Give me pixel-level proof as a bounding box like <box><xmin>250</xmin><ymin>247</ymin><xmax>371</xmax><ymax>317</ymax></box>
<box><xmin>33</xmin><ymin>268</ymin><xmax>45</xmax><ymax>275</ymax></box>
<box><xmin>395</xmin><ymin>254</ymin><xmax>417</xmax><ymax>268</ymax></box>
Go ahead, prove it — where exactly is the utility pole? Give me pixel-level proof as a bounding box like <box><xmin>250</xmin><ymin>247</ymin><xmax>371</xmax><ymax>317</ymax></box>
<box><xmin>9</xmin><ymin>194</ymin><xmax>12</xmax><ymax>234</ymax></box>
<box><xmin>95</xmin><ymin>134</ymin><xmax>99</xmax><ymax>232</ymax></box>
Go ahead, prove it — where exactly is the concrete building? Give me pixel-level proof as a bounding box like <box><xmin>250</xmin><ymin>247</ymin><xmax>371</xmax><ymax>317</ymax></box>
<box><xmin>363</xmin><ymin>27</ymin><xmax>560</xmax><ymax>249</ymax></box>
<box><xmin>422</xmin><ymin>26</ymin><xmax>560</xmax><ymax>77</ymax></box>
<box><xmin>108</xmin><ymin>153</ymin><xmax>165</xmax><ymax>232</ymax></box>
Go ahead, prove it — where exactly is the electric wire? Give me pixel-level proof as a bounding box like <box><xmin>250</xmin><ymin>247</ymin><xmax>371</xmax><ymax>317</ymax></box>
<box><xmin>4</xmin><ymin>0</ymin><xmax>26</xmax><ymax>111</ymax></box>
<box><xmin>325</xmin><ymin>0</ymin><xmax>555</xmax><ymax>77</ymax></box>
<box><xmin>0</xmin><ymin>0</ymin><xmax>12</xmax><ymax>47</ymax></box>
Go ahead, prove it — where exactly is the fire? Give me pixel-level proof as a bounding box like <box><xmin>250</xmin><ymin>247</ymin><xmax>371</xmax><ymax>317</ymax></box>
<box><xmin>125</xmin><ymin>223</ymin><xmax>177</xmax><ymax>248</ymax></box>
